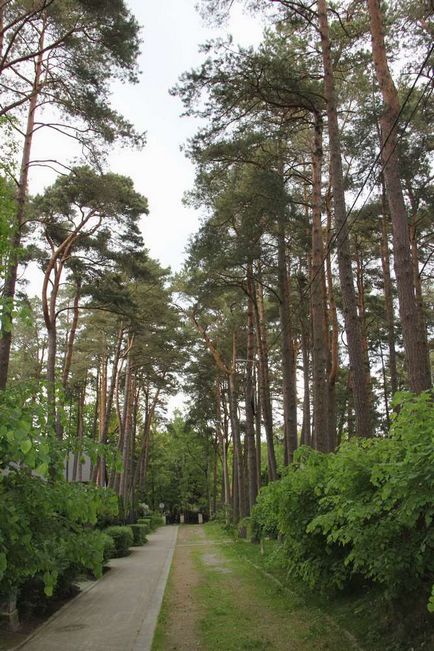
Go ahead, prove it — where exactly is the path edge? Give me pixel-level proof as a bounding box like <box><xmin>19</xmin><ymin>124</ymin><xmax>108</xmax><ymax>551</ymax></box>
<box><xmin>10</xmin><ymin>576</ymin><xmax>100</xmax><ymax>651</ymax></box>
<box><xmin>133</xmin><ymin>524</ymin><xmax>179</xmax><ymax>651</ymax></box>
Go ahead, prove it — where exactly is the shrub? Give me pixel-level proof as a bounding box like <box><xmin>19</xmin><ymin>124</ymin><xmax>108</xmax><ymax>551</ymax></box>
<box><xmin>0</xmin><ymin>475</ymin><xmax>118</xmax><ymax>599</ymax></box>
<box><xmin>103</xmin><ymin>526</ymin><xmax>134</xmax><ymax>557</ymax></box>
<box><xmin>137</xmin><ymin>519</ymin><xmax>151</xmax><ymax>534</ymax></box>
<box><xmin>149</xmin><ymin>513</ymin><xmax>163</xmax><ymax>530</ymax></box>
<box><xmin>101</xmin><ymin>533</ymin><xmax>116</xmax><ymax>563</ymax></box>
<box><xmin>251</xmin><ymin>392</ymin><xmax>434</xmax><ymax>608</ymax></box>
<box><xmin>130</xmin><ymin>524</ymin><xmax>148</xmax><ymax>546</ymax></box>
<box><xmin>311</xmin><ymin>391</ymin><xmax>434</xmax><ymax>601</ymax></box>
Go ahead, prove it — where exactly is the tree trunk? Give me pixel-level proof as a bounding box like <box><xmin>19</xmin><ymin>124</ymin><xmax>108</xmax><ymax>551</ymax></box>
<box><xmin>254</xmin><ymin>275</ymin><xmax>277</xmax><ymax>480</ymax></box>
<box><xmin>0</xmin><ymin>24</ymin><xmax>45</xmax><ymax>389</ymax></box>
<box><xmin>228</xmin><ymin>334</ymin><xmax>245</xmax><ymax>521</ymax></box>
<box><xmin>62</xmin><ymin>280</ymin><xmax>81</xmax><ymax>388</ymax></box>
<box><xmin>135</xmin><ymin>385</ymin><xmax>161</xmax><ymax>492</ymax></box>
<box><xmin>221</xmin><ymin>384</ymin><xmax>232</xmax><ymax>509</ymax></box>
<box><xmin>216</xmin><ymin>378</ymin><xmax>231</xmax><ymax>520</ymax></box>
<box><xmin>277</xmin><ymin>217</ymin><xmax>298</xmax><ymax>463</ymax></box>
<box><xmin>367</xmin><ymin>0</ymin><xmax>431</xmax><ymax>392</ymax></box>
<box><xmin>46</xmin><ymin>323</ymin><xmax>57</xmax><ymax>433</ymax></box>
<box><xmin>407</xmin><ymin>185</ymin><xmax>430</xmax><ymax>387</ymax></box>
<box><xmin>310</xmin><ymin>114</ymin><xmax>330</xmax><ymax>451</ymax></box>
<box><xmin>254</xmin><ymin>361</ymin><xmax>262</xmax><ymax>489</ymax></box>
<box><xmin>119</xmin><ymin>353</ymin><xmax>134</xmax><ymax>506</ymax></box>
<box><xmin>355</xmin><ymin>246</ymin><xmax>372</xmax><ymax>391</ymax></box>
<box><xmin>72</xmin><ymin>383</ymin><xmax>86</xmax><ymax>482</ymax></box>
<box><xmin>245</xmin><ymin>264</ymin><xmax>258</xmax><ymax>512</ymax></box>
<box><xmin>318</xmin><ymin>0</ymin><xmax>373</xmax><ymax>437</ymax></box>
<box><xmin>380</xmin><ymin>206</ymin><xmax>398</xmax><ymax>398</ymax></box>
<box><xmin>300</xmin><ymin>316</ymin><xmax>311</xmax><ymax>446</ymax></box>
<box><xmin>379</xmin><ymin>344</ymin><xmax>391</xmax><ymax>428</ymax></box>
<box><xmin>93</xmin><ymin>328</ymin><xmax>124</xmax><ymax>485</ymax></box>
<box><xmin>325</xmin><ymin>194</ymin><xmax>338</xmax><ymax>449</ymax></box>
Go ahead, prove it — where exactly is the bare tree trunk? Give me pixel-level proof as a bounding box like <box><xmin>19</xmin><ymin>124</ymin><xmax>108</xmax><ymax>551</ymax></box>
<box><xmin>379</xmin><ymin>344</ymin><xmax>391</xmax><ymax>428</ymax></box>
<box><xmin>135</xmin><ymin>385</ymin><xmax>161</xmax><ymax>492</ymax></box>
<box><xmin>310</xmin><ymin>114</ymin><xmax>330</xmax><ymax>451</ymax></box>
<box><xmin>355</xmin><ymin>246</ymin><xmax>372</xmax><ymax>391</ymax></box>
<box><xmin>55</xmin><ymin>280</ymin><xmax>81</xmax><ymax>439</ymax></box>
<box><xmin>93</xmin><ymin>328</ymin><xmax>124</xmax><ymax>486</ymax></box>
<box><xmin>119</xmin><ymin>352</ymin><xmax>134</xmax><ymax>507</ymax></box>
<box><xmin>72</xmin><ymin>383</ymin><xmax>86</xmax><ymax>482</ymax></box>
<box><xmin>325</xmin><ymin>195</ymin><xmax>338</xmax><ymax>449</ymax></box>
<box><xmin>277</xmin><ymin>217</ymin><xmax>298</xmax><ymax>463</ymax></box>
<box><xmin>46</xmin><ymin>323</ymin><xmax>57</xmax><ymax>432</ymax></box>
<box><xmin>216</xmin><ymin>378</ymin><xmax>230</xmax><ymax>520</ymax></box>
<box><xmin>253</xmin><ymin>361</ymin><xmax>262</xmax><ymax>488</ymax></box>
<box><xmin>407</xmin><ymin>184</ymin><xmax>430</xmax><ymax>386</ymax></box>
<box><xmin>62</xmin><ymin>280</ymin><xmax>81</xmax><ymax>388</ymax></box>
<box><xmin>212</xmin><ymin>434</ymin><xmax>218</xmax><ymax>516</ymax></box>
<box><xmin>228</xmin><ymin>334</ymin><xmax>245</xmax><ymax>521</ymax></box>
<box><xmin>367</xmin><ymin>0</ymin><xmax>431</xmax><ymax>392</ymax></box>
<box><xmin>318</xmin><ymin>0</ymin><xmax>373</xmax><ymax>437</ymax></box>
<box><xmin>254</xmin><ymin>274</ymin><xmax>277</xmax><ymax>480</ymax></box>
<box><xmin>221</xmin><ymin>383</ymin><xmax>232</xmax><ymax>509</ymax></box>
<box><xmin>379</xmin><ymin>182</ymin><xmax>398</xmax><ymax>398</ymax></box>
<box><xmin>245</xmin><ymin>265</ymin><xmax>258</xmax><ymax>512</ymax></box>
<box><xmin>0</xmin><ymin>23</ymin><xmax>45</xmax><ymax>389</ymax></box>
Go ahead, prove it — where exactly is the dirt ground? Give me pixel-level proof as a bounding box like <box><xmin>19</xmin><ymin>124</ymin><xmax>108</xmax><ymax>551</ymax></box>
<box><xmin>156</xmin><ymin>525</ymin><xmax>206</xmax><ymax>650</ymax></box>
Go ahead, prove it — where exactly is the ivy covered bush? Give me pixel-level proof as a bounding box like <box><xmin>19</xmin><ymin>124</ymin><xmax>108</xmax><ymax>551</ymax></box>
<box><xmin>252</xmin><ymin>392</ymin><xmax>434</xmax><ymax>607</ymax></box>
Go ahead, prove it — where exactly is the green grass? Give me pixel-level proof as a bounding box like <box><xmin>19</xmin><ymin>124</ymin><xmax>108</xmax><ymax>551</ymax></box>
<box><xmin>204</xmin><ymin>522</ymin><xmax>434</xmax><ymax>651</ymax></box>
<box><xmin>151</xmin><ymin>561</ymin><xmax>174</xmax><ymax>651</ymax></box>
<box><xmin>151</xmin><ymin>523</ymin><xmax>433</xmax><ymax>650</ymax></box>
<box><xmin>195</xmin><ymin>524</ymin><xmax>358</xmax><ymax>651</ymax></box>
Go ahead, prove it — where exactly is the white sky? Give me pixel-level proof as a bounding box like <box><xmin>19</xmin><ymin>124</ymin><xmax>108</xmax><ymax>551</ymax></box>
<box><xmin>29</xmin><ymin>0</ymin><xmax>263</xmax><ymax>274</ymax></box>
<box><xmin>110</xmin><ymin>0</ymin><xmax>263</xmax><ymax>271</ymax></box>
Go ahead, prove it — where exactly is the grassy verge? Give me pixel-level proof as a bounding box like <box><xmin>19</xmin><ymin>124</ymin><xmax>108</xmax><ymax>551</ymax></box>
<box><xmin>151</xmin><ymin>561</ymin><xmax>174</xmax><ymax>651</ymax></box>
<box><xmin>204</xmin><ymin>522</ymin><xmax>434</xmax><ymax>651</ymax></box>
<box><xmin>195</xmin><ymin>524</ymin><xmax>360</xmax><ymax>651</ymax></box>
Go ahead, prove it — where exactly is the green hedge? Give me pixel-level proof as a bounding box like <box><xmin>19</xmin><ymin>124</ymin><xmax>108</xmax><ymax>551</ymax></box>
<box><xmin>149</xmin><ymin>513</ymin><xmax>163</xmax><ymax>530</ymax></box>
<box><xmin>130</xmin><ymin>524</ymin><xmax>148</xmax><ymax>546</ymax></box>
<box><xmin>137</xmin><ymin>518</ymin><xmax>151</xmax><ymax>533</ymax></box>
<box><xmin>101</xmin><ymin>533</ymin><xmax>116</xmax><ymax>563</ymax></box>
<box><xmin>103</xmin><ymin>526</ymin><xmax>134</xmax><ymax>557</ymax></box>
<box><xmin>252</xmin><ymin>392</ymin><xmax>434</xmax><ymax>607</ymax></box>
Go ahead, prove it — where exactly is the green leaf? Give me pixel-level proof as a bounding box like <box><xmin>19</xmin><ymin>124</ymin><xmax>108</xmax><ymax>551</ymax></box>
<box><xmin>35</xmin><ymin>462</ymin><xmax>49</xmax><ymax>477</ymax></box>
<box><xmin>428</xmin><ymin>586</ymin><xmax>434</xmax><ymax>613</ymax></box>
<box><xmin>20</xmin><ymin>439</ymin><xmax>32</xmax><ymax>454</ymax></box>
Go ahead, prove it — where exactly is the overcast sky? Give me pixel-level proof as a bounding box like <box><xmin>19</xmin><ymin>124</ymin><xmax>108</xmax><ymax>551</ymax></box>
<box><xmin>103</xmin><ymin>0</ymin><xmax>263</xmax><ymax>272</ymax></box>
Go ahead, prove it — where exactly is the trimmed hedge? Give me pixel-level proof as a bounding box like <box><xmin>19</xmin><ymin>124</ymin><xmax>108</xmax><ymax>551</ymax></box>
<box><xmin>137</xmin><ymin>519</ymin><xmax>150</xmax><ymax>533</ymax></box>
<box><xmin>149</xmin><ymin>513</ymin><xmax>163</xmax><ymax>530</ymax></box>
<box><xmin>130</xmin><ymin>524</ymin><xmax>148</xmax><ymax>546</ymax></box>
<box><xmin>103</xmin><ymin>526</ymin><xmax>134</xmax><ymax>557</ymax></box>
<box><xmin>101</xmin><ymin>533</ymin><xmax>116</xmax><ymax>563</ymax></box>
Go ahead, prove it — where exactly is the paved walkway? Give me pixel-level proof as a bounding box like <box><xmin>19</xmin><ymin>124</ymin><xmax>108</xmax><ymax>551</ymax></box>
<box><xmin>18</xmin><ymin>525</ymin><xmax>179</xmax><ymax>651</ymax></box>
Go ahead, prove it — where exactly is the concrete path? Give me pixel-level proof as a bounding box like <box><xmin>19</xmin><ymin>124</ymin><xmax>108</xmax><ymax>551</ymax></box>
<box><xmin>18</xmin><ymin>525</ymin><xmax>178</xmax><ymax>651</ymax></box>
